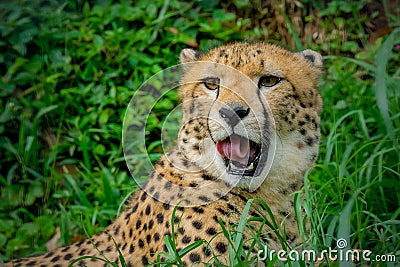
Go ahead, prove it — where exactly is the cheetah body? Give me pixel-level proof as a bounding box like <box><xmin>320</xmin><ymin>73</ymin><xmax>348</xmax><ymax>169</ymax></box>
<box><xmin>8</xmin><ymin>43</ymin><xmax>323</xmax><ymax>266</ymax></box>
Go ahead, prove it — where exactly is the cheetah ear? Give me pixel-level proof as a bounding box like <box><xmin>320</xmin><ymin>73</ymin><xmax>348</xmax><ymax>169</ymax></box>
<box><xmin>299</xmin><ymin>49</ymin><xmax>323</xmax><ymax>68</ymax></box>
<box><xmin>180</xmin><ymin>48</ymin><xmax>199</xmax><ymax>63</ymax></box>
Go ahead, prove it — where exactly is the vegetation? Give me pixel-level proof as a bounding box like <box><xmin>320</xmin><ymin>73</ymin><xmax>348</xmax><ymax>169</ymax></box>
<box><xmin>0</xmin><ymin>0</ymin><xmax>399</xmax><ymax>266</ymax></box>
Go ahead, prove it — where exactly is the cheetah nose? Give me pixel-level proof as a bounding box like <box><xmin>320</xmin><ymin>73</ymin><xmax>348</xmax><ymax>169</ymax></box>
<box><xmin>219</xmin><ymin>106</ymin><xmax>250</xmax><ymax>127</ymax></box>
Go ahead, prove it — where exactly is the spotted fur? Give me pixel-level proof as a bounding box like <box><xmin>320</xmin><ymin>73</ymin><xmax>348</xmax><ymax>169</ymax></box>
<box><xmin>7</xmin><ymin>43</ymin><xmax>323</xmax><ymax>266</ymax></box>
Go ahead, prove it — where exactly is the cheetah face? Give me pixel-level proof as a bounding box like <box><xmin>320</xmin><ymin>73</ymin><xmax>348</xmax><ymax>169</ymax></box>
<box><xmin>178</xmin><ymin>61</ymin><xmax>277</xmax><ymax>191</ymax></box>
<box><xmin>205</xmin><ymin>72</ymin><xmax>275</xmax><ymax>181</ymax></box>
<box><xmin>177</xmin><ymin>43</ymin><xmax>322</xmax><ymax>192</ymax></box>
<box><xmin>213</xmin><ymin>75</ymin><xmax>285</xmax><ymax>177</ymax></box>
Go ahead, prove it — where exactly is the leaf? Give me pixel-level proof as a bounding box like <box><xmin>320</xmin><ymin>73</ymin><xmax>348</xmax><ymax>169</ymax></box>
<box><xmin>276</xmin><ymin>3</ymin><xmax>303</xmax><ymax>50</ymax></box>
<box><xmin>234</xmin><ymin>199</ymin><xmax>253</xmax><ymax>254</ymax></box>
<box><xmin>25</xmin><ymin>183</ymin><xmax>44</xmax><ymax>206</ymax></box>
<box><xmin>35</xmin><ymin>216</ymin><xmax>55</xmax><ymax>240</ymax></box>
<box><xmin>0</xmin><ymin>233</ymin><xmax>6</xmax><ymax>247</ymax></box>
<box><xmin>64</xmin><ymin>174</ymin><xmax>91</xmax><ymax>207</ymax></box>
<box><xmin>374</xmin><ymin>28</ymin><xmax>400</xmax><ymax>155</ymax></box>
<box><xmin>163</xmin><ymin>234</ymin><xmax>176</xmax><ymax>255</ymax></box>
<box><xmin>213</xmin><ymin>10</ymin><xmax>236</xmax><ymax>22</ymax></box>
<box><xmin>178</xmin><ymin>240</ymin><xmax>205</xmax><ymax>257</ymax></box>
<box><xmin>333</xmin><ymin>17</ymin><xmax>345</xmax><ymax>28</ymax></box>
<box><xmin>233</xmin><ymin>0</ymin><xmax>249</xmax><ymax>9</ymax></box>
<box><xmin>16</xmin><ymin>223</ymin><xmax>39</xmax><ymax>239</ymax></box>
<box><xmin>93</xmin><ymin>35</ymin><xmax>104</xmax><ymax>53</ymax></box>
<box><xmin>101</xmin><ymin>168</ymin><xmax>118</xmax><ymax>204</ymax></box>
<box><xmin>342</xmin><ymin>41</ymin><xmax>359</xmax><ymax>53</ymax></box>
<box><xmin>4</xmin><ymin>57</ymin><xmax>28</xmax><ymax>81</ymax></box>
<box><xmin>94</xmin><ymin>144</ymin><xmax>106</xmax><ymax>156</ymax></box>
<box><xmin>13</xmin><ymin>71</ymin><xmax>34</xmax><ymax>85</ymax></box>
<box><xmin>0</xmin><ymin>219</ymin><xmax>15</xmax><ymax>233</ymax></box>
<box><xmin>98</xmin><ymin>108</ymin><xmax>112</xmax><ymax>125</ymax></box>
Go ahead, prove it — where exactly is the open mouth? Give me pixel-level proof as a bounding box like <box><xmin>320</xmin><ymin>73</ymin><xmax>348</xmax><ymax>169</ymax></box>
<box><xmin>216</xmin><ymin>134</ymin><xmax>261</xmax><ymax>176</ymax></box>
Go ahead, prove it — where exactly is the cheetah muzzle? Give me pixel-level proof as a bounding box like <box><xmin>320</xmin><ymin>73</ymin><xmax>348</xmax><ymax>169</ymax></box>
<box><xmin>217</xmin><ymin>134</ymin><xmax>262</xmax><ymax>176</ymax></box>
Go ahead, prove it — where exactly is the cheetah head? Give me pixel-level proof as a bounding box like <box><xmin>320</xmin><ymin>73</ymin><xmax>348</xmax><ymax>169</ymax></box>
<box><xmin>177</xmin><ymin>43</ymin><xmax>323</xmax><ymax>192</ymax></box>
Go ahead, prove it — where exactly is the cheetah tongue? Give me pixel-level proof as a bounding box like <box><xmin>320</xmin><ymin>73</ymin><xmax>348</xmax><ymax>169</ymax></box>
<box><xmin>216</xmin><ymin>134</ymin><xmax>250</xmax><ymax>166</ymax></box>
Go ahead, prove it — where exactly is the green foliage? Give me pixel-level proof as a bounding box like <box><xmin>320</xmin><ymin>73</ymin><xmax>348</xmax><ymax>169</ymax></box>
<box><xmin>314</xmin><ymin>0</ymin><xmax>369</xmax><ymax>54</ymax></box>
<box><xmin>307</xmin><ymin>29</ymin><xmax>400</xmax><ymax>265</ymax></box>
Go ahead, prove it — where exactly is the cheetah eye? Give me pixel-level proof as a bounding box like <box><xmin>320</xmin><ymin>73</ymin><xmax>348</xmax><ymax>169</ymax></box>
<box><xmin>258</xmin><ymin>75</ymin><xmax>282</xmax><ymax>89</ymax></box>
<box><xmin>202</xmin><ymin>77</ymin><xmax>220</xmax><ymax>91</ymax></box>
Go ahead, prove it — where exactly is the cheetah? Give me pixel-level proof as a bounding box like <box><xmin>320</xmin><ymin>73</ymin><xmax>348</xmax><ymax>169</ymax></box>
<box><xmin>7</xmin><ymin>42</ymin><xmax>323</xmax><ymax>266</ymax></box>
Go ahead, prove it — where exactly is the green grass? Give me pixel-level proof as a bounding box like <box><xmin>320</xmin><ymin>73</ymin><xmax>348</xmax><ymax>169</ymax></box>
<box><xmin>1</xmin><ymin>0</ymin><xmax>399</xmax><ymax>266</ymax></box>
<box><xmin>304</xmin><ymin>28</ymin><xmax>400</xmax><ymax>266</ymax></box>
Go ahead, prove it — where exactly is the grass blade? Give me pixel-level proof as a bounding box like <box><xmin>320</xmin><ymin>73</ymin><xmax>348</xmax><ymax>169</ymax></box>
<box><xmin>374</xmin><ymin>28</ymin><xmax>400</xmax><ymax>155</ymax></box>
<box><xmin>234</xmin><ymin>199</ymin><xmax>253</xmax><ymax>254</ymax></box>
<box><xmin>64</xmin><ymin>174</ymin><xmax>91</xmax><ymax>207</ymax></box>
<box><xmin>276</xmin><ymin>3</ymin><xmax>303</xmax><ymax>50</ymax></box>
